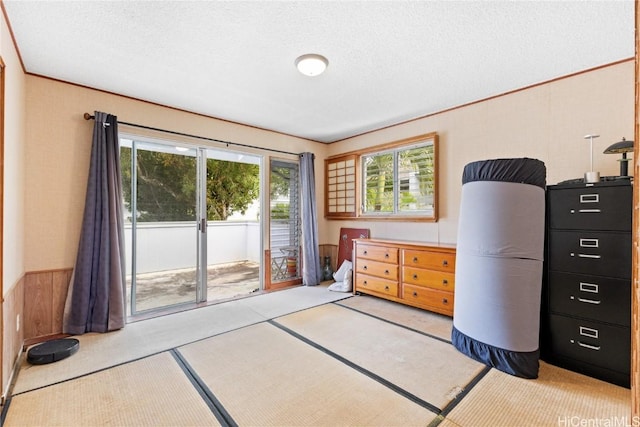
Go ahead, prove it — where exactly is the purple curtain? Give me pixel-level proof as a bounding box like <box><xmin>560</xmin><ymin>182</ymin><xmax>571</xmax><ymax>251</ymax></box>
<box><xmin>63</xmin><ymin>111</ymin><xmax>125</xmax><ymax>334</ymax></box>
<box><xmin>300</xmin><ymin>153</ymin><xmax>322</xmax><ymax>286</ymax></box>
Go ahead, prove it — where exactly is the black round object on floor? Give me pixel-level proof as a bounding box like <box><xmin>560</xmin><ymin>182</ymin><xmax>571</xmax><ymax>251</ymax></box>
<box><xmin>27</xmin><ymin>338</ymin><xmax>79</xmax><ymax>365</ymax></box>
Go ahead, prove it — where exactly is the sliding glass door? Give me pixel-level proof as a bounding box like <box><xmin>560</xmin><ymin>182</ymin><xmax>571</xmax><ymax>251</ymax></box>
<box><xmin>204</xmin><ymin>148</ymin><xmax>261</xmax><ymax>302</ymax></box>
<box><xmin>120</xmin><ymin>136</ymin><xmax>263</xmax><ymax>316</ymax></box>
<box><xmin>121</xmin><ymin>139</ymin><xmax>200</xmax><ymax>314</ymax></box>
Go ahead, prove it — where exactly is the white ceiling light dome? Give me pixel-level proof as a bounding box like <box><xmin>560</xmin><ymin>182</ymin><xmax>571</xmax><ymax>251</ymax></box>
<box><xmin>295</xmin><ymin>54</ymin><xmax>328</xmax><ymax>77</ymax></box>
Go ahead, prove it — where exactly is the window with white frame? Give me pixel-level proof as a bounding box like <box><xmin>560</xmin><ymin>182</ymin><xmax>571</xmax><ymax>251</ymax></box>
<box><xmin>361</xmin><ymin>138</ymin><xmax>436</xmax><ymax>217</ymax></box>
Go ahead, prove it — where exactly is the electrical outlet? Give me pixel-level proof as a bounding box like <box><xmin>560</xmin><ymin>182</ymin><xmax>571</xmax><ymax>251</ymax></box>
<box><xmin>16</xmin><ymin>314</ymin><xmax>19</xmax><ymax>332</ymax></box>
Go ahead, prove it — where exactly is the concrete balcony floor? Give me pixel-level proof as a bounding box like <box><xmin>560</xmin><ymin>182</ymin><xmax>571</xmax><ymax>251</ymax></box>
<box><xmin>126</xmin><ymin>261</ymin><xmax>260</xmax><ymax>316</ymax></box>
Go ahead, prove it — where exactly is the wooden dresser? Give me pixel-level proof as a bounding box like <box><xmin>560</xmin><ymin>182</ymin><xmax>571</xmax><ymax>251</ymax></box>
<box><xmin>353</xmin><ymin>238</ymin><xmax>456</xmax><ymax>316</ymax></box>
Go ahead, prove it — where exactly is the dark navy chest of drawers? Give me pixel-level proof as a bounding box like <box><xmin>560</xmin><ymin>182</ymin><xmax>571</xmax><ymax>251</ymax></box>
<box><xmin>542</xmin><ymin>179</ymin><xmax>631</xmax><ymax>387</ymax></box>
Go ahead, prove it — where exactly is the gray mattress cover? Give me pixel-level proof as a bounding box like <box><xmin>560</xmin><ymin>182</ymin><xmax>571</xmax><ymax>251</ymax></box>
<box><xmin>456</xmin><ymin>181</ymin><xmax>545</xmax><ymax>260</ymax></box>
<box><xmin>453</xmin><ymin>255</ymin><xmax>543</xmax><ymax>352</ymax></box>
<box><xmin>453</xmin><ymin>157</ymin><xmax>546</xmax><ymax>377</ymax></box>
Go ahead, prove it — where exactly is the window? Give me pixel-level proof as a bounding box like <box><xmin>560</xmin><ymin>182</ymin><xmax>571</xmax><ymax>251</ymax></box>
<box><xmin>324</xmin><ymin>154</ymin><xmax>357</xmax><ymax>218</ymax></box>
<box><xmin>360</xmin><ymin>135</ymin><xmax>437</xmax><ymax>220</ymax></box>
<box><xmin>269</xmin><ymin>159</ymin><xmax>302</xmax><ymax>285</ymax></box>
<box><xmin>325</xmin><ymin>133</ymin><xmax>438</xmax><ymax>221</ymax></box>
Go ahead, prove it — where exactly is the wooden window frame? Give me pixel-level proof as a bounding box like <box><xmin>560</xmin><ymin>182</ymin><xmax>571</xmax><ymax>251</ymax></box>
<box><xmin>324</xmin><ymin>154</ymin><xmax>358</xmax><ymax>219</ymax></box>
<box><xmin>325</xmin><ymin>132</ymin><xmax>438</xmax><ymax>222</ymax></box>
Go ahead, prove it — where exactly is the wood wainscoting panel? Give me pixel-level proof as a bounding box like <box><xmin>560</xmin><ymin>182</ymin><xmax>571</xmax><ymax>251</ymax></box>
<box><xmin>319</xmin><ymin>244</ymin><xmax>338</xmax><ymax>273</ymax></box>
<box><xmin>24</xmin><ymin>269</ymin><xmax>72</xmax><ymax>341</ymax></box>
<box><xmin>24</xmin><ymin>271</ymin><xmax>52</xmax><ymax>339</ymax></box>
<box><xmin>51</xmin><ymin>270</ymin><xmax>72</xmax><ymax>332</ymax></box>
<box><xmin>3</xmin><ymin>275</ymin><xmax>24</xmax><ymax>399</ymax></box>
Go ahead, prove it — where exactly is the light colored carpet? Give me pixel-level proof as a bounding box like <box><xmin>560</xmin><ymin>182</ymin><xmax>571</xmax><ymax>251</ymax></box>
<box><xmin>13</xmin><ymin>285</ymin><xmax>350</xmax><ymax>394</ymax></box>
<box><xmin>444</xmin><ymin>361</ymin><xmax>631</xmax><ymax>427</ymax></box>
<box><xmin>336</xmin><ymin>294</ymin><xmax>453</xmax><ymax>341</ymax></box>
<box><xmin>275</xmin><ymin>303</ymin><xmax>484</xmax><ymax>410</ymax></box>
<box><xmin>4</xmin><ymin>352</ymin><xmax>221</xmax><ymax>427</ymax></box>
<box><xmin>178</xmin><ymin>322</ymin><xmax>436</xmax><ymax>426</ymax></box>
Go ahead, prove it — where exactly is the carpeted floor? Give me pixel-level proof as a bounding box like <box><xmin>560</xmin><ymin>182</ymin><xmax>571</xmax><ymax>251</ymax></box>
<box><xmin>2</xmin><ymin>291</ymin><xmax>631</xmax><ymax>426</ymax></box>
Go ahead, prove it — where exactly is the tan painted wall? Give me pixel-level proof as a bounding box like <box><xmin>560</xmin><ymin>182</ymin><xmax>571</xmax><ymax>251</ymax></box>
<box><xmin>324</xmin><ymin>61</ymin><xmax>634</xmax><ymax>246</ymax></box>
<box><xmin>2</xmin><ymin>8</ymin><xmax>26</xmax><ymax>295</ymax></box>
<box><xmin>23</xmin><ymin>76</ymin><xmax>329</xmax><ymax>271</ymax></box>
<box><xmin>1</xmin><ymin>6</ymin><xmax>27</xmax><ymax>398</ymax></box>
<box><xmin>22</xmin><ymin>62</ymin><xmax>634</xmax><ymax>272</ymax></box>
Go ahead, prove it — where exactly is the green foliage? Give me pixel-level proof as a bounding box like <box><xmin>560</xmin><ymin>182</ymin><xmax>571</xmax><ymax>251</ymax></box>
<box><xmin>364</xmin><ymin>153</ymin><xmax>393</xmax><ymax>212</ymax></box>
<box><xmin>270</xmin><ymin>203</ymin><xmax>291</xmax><ymax>220</ymax></box>
<box><xmin>206</xmin><ymin>158</ymin><xmax>259</xmax><ymax>221</ymax></box>
<box><xmin>120</xmin><ymin>147</ymin><xmax>260</xmax><ymax>222</ymax></box>
<box><xmin>270</xmin><ymin>161</ymin><xmax>296</xmax><ymax>199</ymax></box>
<box><xmin>363</xmin><ymin>143</ymin><xmax>434</xmax><ymax>213</ymax></box>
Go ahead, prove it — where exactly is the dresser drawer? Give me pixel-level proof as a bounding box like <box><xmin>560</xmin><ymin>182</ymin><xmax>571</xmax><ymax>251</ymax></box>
<box><xmin>548</xmin><ymin>185</ymin><xmax>631</xmax><ymax>231</ymax></box>
<box><xmin>548</xmin><ymin>271</ymin><xmax>630</xmax><ymax>326</ymax></box>
<box><xmin>402</xmin><ymin>266</ymin><xmax>454</xmax><ymax>292</ymax></box>
<box><xmin>403</xmin><ymin>249</ymin><xmax>455</xmax><ymax>273</ymax></box>
<box><xmin>548</xmin><ymin>314</ymin><xmax>629</xmax><ymax>375</ymax></box>
<box><xmin>356</xmin><ymin>244</ymin><xmax>399</xmax><ymax>263</ymax></box>
<box><xmin>402</xmin><ymin>284</ymin><xmax>454</xmax><ymax>315</ymax></box>
<box><xmin>548</xmin><ymin>230</ymin><xmax>631</xmax><ymax>279</ymax></box>
<box><xmin>356</xmin><ymin>258</ymin><xmax>398</xmax><ymax>280</ymax></box>
<box><xmin>355</xmin><ymin>274</ymin><xmax>398</xmax><ymax>297</ymax></box>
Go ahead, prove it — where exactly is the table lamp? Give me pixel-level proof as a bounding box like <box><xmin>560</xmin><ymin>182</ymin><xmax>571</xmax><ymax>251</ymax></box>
<box><xmin>584</xmin><ymin>134</ymin><xmax>600</xmax><ymax>183</ymax></box>
<box><xmin>603</xmin><ymin>137</ymin><xmax>633</xmax><ymax>176</ymax></box>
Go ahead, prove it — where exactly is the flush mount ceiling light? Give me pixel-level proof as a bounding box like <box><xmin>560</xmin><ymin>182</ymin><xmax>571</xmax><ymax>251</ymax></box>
<box><xmin>295</xmin><ymin>54</ymin><xmax>328</xmax><ymax>77</ymax></box>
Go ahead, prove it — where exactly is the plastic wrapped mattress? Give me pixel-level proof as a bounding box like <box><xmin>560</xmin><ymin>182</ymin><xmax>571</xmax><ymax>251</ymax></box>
<box><xmin>452</xmin><ymin>158</ymin><xmax>546</xmax><ymax>379</ymax></box>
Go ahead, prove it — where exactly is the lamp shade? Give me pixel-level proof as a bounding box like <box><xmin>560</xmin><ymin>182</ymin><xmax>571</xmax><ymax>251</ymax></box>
<box><xmin>604</xmin><ymin>137</ymin><xmax>633</xmax><ymax>154</ymax></box>
<box><xmin>603</xmin><ymin>137</ymin><xmax>634</xmax><ymax>177</ymax></box>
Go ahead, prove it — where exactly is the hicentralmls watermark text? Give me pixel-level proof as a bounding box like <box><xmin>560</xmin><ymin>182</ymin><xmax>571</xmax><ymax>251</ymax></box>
<box><xmin>558</xmin><ymin>416</ymin><xmax>640</xmax><ymax>427</ymax></box>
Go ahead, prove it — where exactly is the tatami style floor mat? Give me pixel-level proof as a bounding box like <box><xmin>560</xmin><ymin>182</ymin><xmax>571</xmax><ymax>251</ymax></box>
<box><xmin>12</xmin><ymin>285</ymin><xmax>350</xmax><ymax>394</ymax></box>
<box><xmin>5</xmin><ymin>288</ymin><xmax>630</xmax><ymax>426</ymax></box>
<box><xmin>4</xmin><ymin>352</ymin><xmax>221</xmax><ymax>426</ymax></box>
<box><xmin>178</xmin><ymin>322</ymin><xmax>436</xmax><ymax>426</ymax></box>
<box><xmin>443</xmin><ymin>361</ymin><xmax>631</xmax><ymax>427</ymax></box>
<box><xmin>275</xmin><ymin>303</ymin><xmax>485</xmax><ymax>410</ymax></box>
<box><xmin>336</xmin><ymin>294</ymin><xmax>453</xmax><ymax>341</ymax></box>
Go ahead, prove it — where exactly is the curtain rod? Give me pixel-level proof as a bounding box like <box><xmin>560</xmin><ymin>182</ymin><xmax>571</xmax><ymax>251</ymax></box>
<box><xmin>83</xmin><ymin>113</ymin><xmax>301</xmax><ymax>156</ymax></box>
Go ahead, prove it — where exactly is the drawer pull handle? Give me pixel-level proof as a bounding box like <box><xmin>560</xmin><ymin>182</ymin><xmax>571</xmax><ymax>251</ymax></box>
<box><xmin>579</xmin><ymin>282</ymin><xmax>599</xmax><ymax>293</ymax></box>
<box><xmin>384</xmin><ymin>253</ymin><xmax>389</xmax><ymax>259</ymax></box>
<box><xmin>413</xmin><ymin>291</ymin><xmax>418</xmax><ymax>297</ymax></box>
<box><xmin>363</xmin><ymin>265</ymin><xmax>368</xmax><ymax>270</ymax></box>
<box><xmin>413</xmin><ymin>274</ymin><xmax>418</xmax><ymax>280</ymax></box>
<box><xmin>580</xmin><ymin>194</ymin><xmax>599</xmax><ymax>203</ymax></box>
<box><xmin>413</xmin><ymin>257</ymin><xmax>418</xmax><ymax>263</ymax></box>
<box><xmin>442</xmin><ymin>260</ymin><xmax>448</xmax><ymax>267</ymax></box>
<box><xmin>442</xmin><ymin>298</ymin><xmax>449</xmax><ymax>304</ymax></box>
<box><xmin>577</xmin><ymin>253</ymin><xmax>601</xmax><ymax>259</ymax></box>
<box><xmin>577</xmin><ymin>297</ymin><xmax>601</xmax><ymax>305</ymax></box>
<box><xmin>443</xmin><ymin>279</ymin><xmax>448</xmax><ymax>285</ymax></box>
<box><xmin>363</xmin><ymin>250</ymin><xmax>368</xmax><ymax>255</ymax></box>
<box><xmin>579</xmin><ymin>326</ymin><xmax>599</xmax><ymax>339</ymax></box>
<box><xmin>578</xmin><ymin>209</ymin><xmax>601</xmax><ymax>213</ymax></box>
<box><xmin>579</xmin><ymin>238</ymin><xmax>599</xmax><ymax>248</ymax></box>
<box><xmin>363</xmin><ymin>280</ymin><xmax>368</xmax><ymax>285</ymax></box>
<box><xmin>384</xmin><ymin>269</ymin><xmax>389</xmax><ymax>275</ymax></box>
<box><xmin>578</xmin><ymin>342</ymin><xmax>600</xmax><ymax>351</ymax></box>
<box><xmin>385</xmin><ymin>286</ymin><xmax>389</xmax><ymax>291</ymax></box>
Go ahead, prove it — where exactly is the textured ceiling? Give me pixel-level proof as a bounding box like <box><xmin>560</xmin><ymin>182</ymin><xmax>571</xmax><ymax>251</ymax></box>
<box><xmin>3</xmin><ymin>1</ymin><xmax>635</xmax><ymax>143</ymax></box>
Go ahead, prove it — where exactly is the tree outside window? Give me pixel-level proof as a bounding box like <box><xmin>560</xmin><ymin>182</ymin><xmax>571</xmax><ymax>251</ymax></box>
<box><xmin>362</xmin><ymin>141</ymin><xmax>435</xmax><ymax>215</ymax></box>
